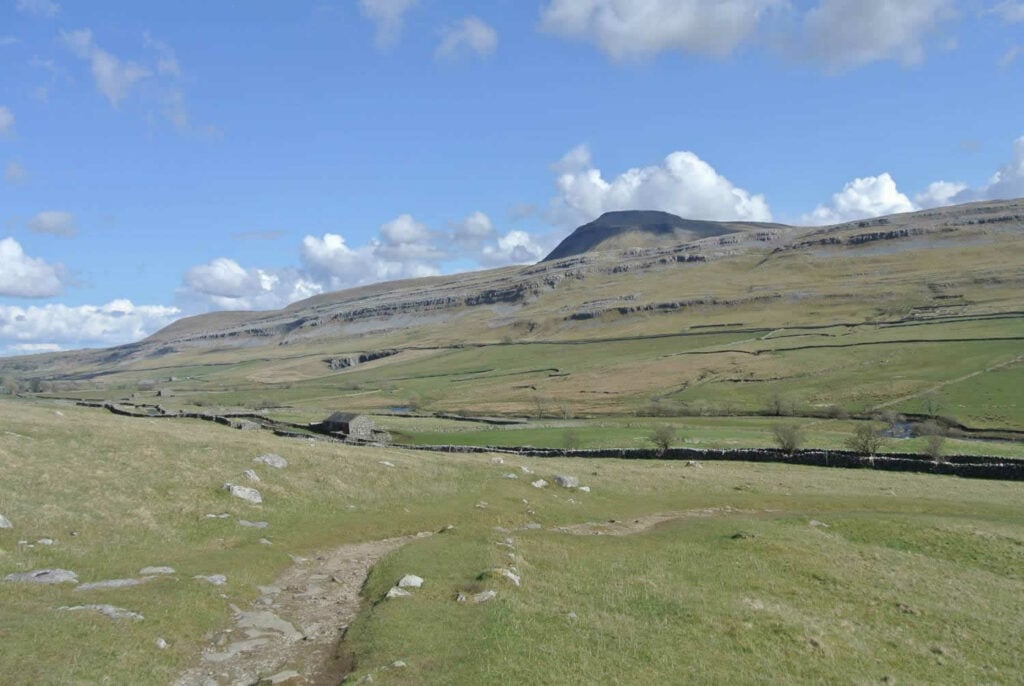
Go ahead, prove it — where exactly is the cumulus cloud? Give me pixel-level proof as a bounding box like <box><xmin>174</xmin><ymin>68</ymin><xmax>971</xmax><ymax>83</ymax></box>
<box><xmin>437</xmin><ymin>17</ymin><xmax>498</xmax><ymax>59</ymax></box>
<box><xmin>540</xmin><ymin>0</ymin><xmax>786</xmax><ymax>59</ymax></box>
<box><xmin>15</xmin><ymin>0</ymin><xmax>59</xmax><ymax>18</ymax></box>
<box><xmin>452</xmin><ymin>211</ymin><xmax>495</xmax><ymax>246</ymax></box>
<box><xmin>803</xmin><ymin>0</ymin><xmax>956</xmax><ymax>69</ymax></box>
<box><xmin>0</xmin><ymin>106</ymin><xmax>13</xmax><ymax>134</ymax></box>
<box><xmin>181</xmin><ymin>257</ymin><xmax>321</xmax><ymax>311</ymax></box>
<box><xmin>300</xmin><ymin>228</ymin><xmax>440</xmax><ymax>291</ymax></box>
<box><xmin>4</xmin><ymin>161</ymin><xmax>26</xmax><ymax>184</ymax></box>
<box><xmin>954</xmin><ymin>135</ymin><xmax>1024</xmax><ymax>202</ymax></box>
<box><xmin>991</xmin><ymin>1</ymin><xmax>1024</xmax><ymax>22</ymax></box>
<box><xmin>28</xmin><ymin>210</ymin><xmax>77</xmax><ymax>237</ymax></box>
<box><xmin>0</xmin><ymin>237</ymin><xmax>64</xmax><ymax>298</ymax></box>
<box><xmin>0</xmin><ymin>299</ymin><xmax>180</xmax><ymax>352</ymax></box>
<box><xmin>62</xmin><ymin>29</ymin><xmax>151</xmax><ymax>107</ymax></box>
<box><xmin>360</xmin><ymin>0</ymin><xmax>419</xmax><ymax>48</ymax></box>
<box><xmin>551</xmin><ymin>145</ymin><xmax>772</xmax><ymax>226</ymax></box>
<box><xmin>802</xmin><ymin>173</ymin><xmax>916</xmax><ymax>224</ymax></box>
<box><xmin>480</xmin><ymin>230</ymin><xmax>547</xmax><ymax>266</ymax></box>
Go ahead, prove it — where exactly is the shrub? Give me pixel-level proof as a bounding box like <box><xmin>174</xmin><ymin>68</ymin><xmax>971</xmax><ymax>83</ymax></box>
<box><xmin>924</xmin><ymin>434</ymin><xmax>947</xmax><ymax>462</ymax></box>
<box><xmin>771</xmin><ymin>423</ymin><xmax>804</xmax><ymax>454</ymax></box>
<box><xmin>563</xmin><ymin>429</ymin><xmax>581</xmax><ymax>451</ymax></box>
<box><xmin>844</xmin><ymin>424</ymin><xmax>883</xmax><ymax>455</ymax></box>
<box><xmin>649</xmin><ymin>425</ymin><xmax>677</xmax><ymax>456</ymax></box>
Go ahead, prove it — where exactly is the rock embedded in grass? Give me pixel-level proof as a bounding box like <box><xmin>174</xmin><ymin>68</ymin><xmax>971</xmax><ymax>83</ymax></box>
<box><xmin>531</xmin><ymin>479</ymin><xmax>549</xmax><ymax>489</ymax></box>
<box><xmin>222</xmin><ymin>482</ymin><xmax>263</xmax><ymax>505</ymax></box>
<box><xmin>386</xmin><ymin>587</ymin><xmax>412</xmax><ymax>599</ymax></box>
<box><xmin>59</xmin><ymin>604</ymin><xmax>144</xmax><ymax>621</ymax></box>
<box><xmin>243</xmin><ymin>469</ymin><xmax>261</xmax><ymax>482</ymax></box>
<box><xmin>194</xmin><ymin>574</ymin><xmax>228</xmax><ymax>586</ymax></box>
<box><xmin>398</xmin><ymin>574</ymin><xmax>423</xmax><ymax>588</ymax></box>
<box><xmin>472</xmin><ymin>590</ymin><xmax>497</xmax><ymax>604</ymax></box>
<box><xmin>76</xmin><ymin>578</ymin><xmax>146</xmax><ymax>591</ymax></box>
<box><xmin>238</xmin><ymin>520</ymin><xmax>269</xmax><ymax>529</ymax></box>
<box><xmin>254</xmin><ymin>453</ymin><xmax>288</xmax><ymax>469</ymax></box>
<box><xmin>5</xmin><ymin>568</ymin><xmax>78</xmax><ymax>584</ymax></box>
<box><xmin>139</xmin><ymin>566</ymin><xmax>175</xmax><ymax>575</ymax></box>
<box><xmin>257</xmin><ymin>670</ymin><xmax>303</xmax><ymax>685</ymax></box>
<box><xmin>554</xmin><ymin>475</ymin><xmax>580</xmax><ymax>488</ymax></box>
<box><xmin>0</xmin><ymin>514</ymin><xmax>12</xmax><ymax>529</ymax></box>
<box><xmin>579</xmin><ymin>486</ymin><xmax>591</xmax><ymax>493</ymax></box>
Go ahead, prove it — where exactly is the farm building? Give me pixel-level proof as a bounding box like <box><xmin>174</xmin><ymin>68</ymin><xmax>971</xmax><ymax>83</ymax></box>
<box><xmin>312</xmin><ymin>412</ymin><xmax>375</xmax><ymax>440</ymax></box>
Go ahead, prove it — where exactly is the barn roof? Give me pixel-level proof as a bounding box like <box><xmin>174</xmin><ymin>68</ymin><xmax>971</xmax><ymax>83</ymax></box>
<box><xmin>324</xmin><ymin>411</ymin><xmax>364</xmax><ymax>423</ymax></box>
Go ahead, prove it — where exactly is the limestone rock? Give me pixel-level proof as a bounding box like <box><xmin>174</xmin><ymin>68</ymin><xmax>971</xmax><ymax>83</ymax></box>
<box><xmin>554</xmin><ymin>475</ymin><xmax>579</xmax><ymax>488</ymax></box>
<box><xmin>76</xmin><ymin>578</ymin><xmax>145</xmax><ymax>591</ymax></box>
<box><xmin>156</xmin><ymin>637</ymin><xmax>169</xmax><ymax>650</ymax></box>
<box><xmin>472</xmin><ymin>590</ymin><xmax>497</xmax><ymax>603</ymax></box>
<box><xmin>254</xmin><ymin>453</ymin><xmax>288</xmax><ymax>469</ymax></box>
<box><xmin>0</xmin><ymin>514</ymin><xmax>12</xmax><ymax>529</ymax></box>
<box><xmin>385</xmin><ymin>587</ymin><xmax>411</xmax><ymax>599</ymax></box>
<box><xmin>378</xmin><ymin>460</ymin><xmax>395</xmax><ymax>468</ymax></box>
<box><xmin>398</xmin><ymin>574</ymin><xmax>423</xmax><ymax>588</ymax></box>
<box><xmin>222</xmin><ymin>482</ymin><xmax>262</xmax><ymax>504</ymax></box>
<box><xmin>37</xmin><ymin>538</ymin><xmax>54</xmax><ymax>545</ymax></box>
<box><xmin>139</xmin><ymin>566</ymin><xmax>175</xmax><ymax>575</ymax></box>
<box><xmin>578</xmin><ymin>486</ymin><xmax>591</xmax><ymax>493</ymax></box>
<box><xmin>5</xmin><ymin>568</ymin><xmax>78</xmax><ymax>584</ymax></box>
<box><xmin>481</xmin><ymin>568</ymin><xmax>521</xmax><ymax>587</ymax></box>
<box><xmin>258</xmin><ymin>670</ymin><xmax>304</xmax><ymax>685</ymax></box>
<box><xmin>531</xmin><ymin>479</ymin><xmax>548</xmax><ymax>489</ymax></box>
<box><xmin>490</xmin><ymin>456</ymin><xmax>504</xmax><ymax>464</ymax></box>
<box><xmin>244</xmin><ymin>469</ymin><xmax>261</xmax><ymax>482</ymax></box>
<box><xmin>194</xmin><ymin>574</ymin><xmax>227</xmax><ymax>586</ymax></box>
<box><xmin>239</xmin><ymin>520</ymin><xmax>269</xmax><ymax>529</ymax></box>
<box><xmin>502</xmin><ymin>473</ymin><xmax>519</xmax><ymax>479</ymax></box>
<box><xmin>60</xmin><ymin>604</ymin><xmax>143</xmax><ymax>621</ymax></box>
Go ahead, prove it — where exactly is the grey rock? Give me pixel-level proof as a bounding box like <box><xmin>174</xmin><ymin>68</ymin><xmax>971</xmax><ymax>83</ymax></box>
<box><xmin>235</xmin><ymin>609</ymin><xmax>303</xmax><ymax>642</ymax></box>
<box><xmin>194</xmin><ymin>574</ymin><xmax>227</xmax><ymax>586</ymax></box>
<box><xmin>75</xmin><ymin>578</ymin><xmax>145</xmax><ymax>591</ymax></box>
<box><xmin>258</xmin><ymin>670</ymin><xmax>303</xmax><ymax>685</ymax></box>
<box><xmin>472</xmin><ymin>590</ymin><xmax>497</xmax><ymax>604</ymax></box>
<box><xmin>501</xmin><ymin>473</ymin><xmax>519</xmax><ymax>479</ymax></box>
<box><xmin>60</xmin><ymin>604</ymin><xmax>144</xmax><ymax>621</ymax></box>
<box><xmin>554</xmin><ymin>475</ymin><xmax>580</xmax><ymax>488</ymax></box>
<box><xmin>139</xmin><ymin>566</ymin><xmax>175</xmax><ymax>575</ymax></box>
<box><xmin>378</xmin><ymin>460</ymin><xmax>395</xmax><ymax>468</ymax></box>
<box><xmin>254</xmin><ymin>453</ymin><xmax>288</xmax><ymax>469</ymax></box>
<box><xmin>455</xmin><ymin>592</ymin><xmax>467</xmax><ymax>603</ymax></box>
<box><xmin>385</xmin><ymin>586</ymin><xmax>411</xmax><ymax>599</ymax></box>
<box><xmin>243</xmin><ymin>469</ymin><xmax>261</xmax><ymax>482</ymax></box>
<box><xmin>259</xmin><ymin>538</ymin><xmax>273</xmax><ymax>545</ymax></box>
<box><xmin>0</xmin><ymin>514</ymin><xmax>12</xmax><ymax>529</ymax></box>
<box><xmin>475</xmin><ymin>501</ymin><xmax>489</xmax><ymax>509</ymax></box>
<box><xmin>203</xmin><ymin>512</ymin><xmax>231</xmax><ymax>519</ymax></box>
<box><xmin>390</xmin><ymin>660</ymin><xmax>407</xmax><ymax>669</ymax></box>
<box><xmin>481</xmin><ymin>568</ymin><xmax>521</xmax><ymax>587</ymax></box>
<box><xmin>531</xmin><ymin>479</ymin><xmax>549</xmax><ymax>489</ymax></box>
<box><xmin>5</xmin><ymin>568</ymin><xmax>78</xmax><ymax>584</ymax></box>
<box><xmin>155</xmin><ymin>637</ymin><xmax>169</xmax><ymax>650</ymax></box>
<box><xmin>222</xmin><ymin>482</ymin><xmax>262</xmax><ymax>504</ymax></box>
<box><xmin>523</xmin><ymin>522</ymin><xmax>542</xmax><ymax>530</ymax></box>
<box><xmin>578</xmin><ymin>486</ymin><xmax>591</xmax><ymax>493</ymax></box>
<box><xmin>238</xmin><ymin>519</ymin><xmax>269</xmax><ymax>529</ymax></box>
<box><xmin>490</xmin><ymin>456</ymin><xmax>505</xmax><ymax>464</ymax></box>
<box><xmin>398</xmin><ymin>574</ymin><xmax>423</xmax><ymax>588</ymax></box>
<box><xmin>519</xmin><ymin>465</ymin><xmax>534</xmax><ymax>474</ymax></box>
<box><xmin>810</xmin><ymin>520</ymin><xmax>830</xmax><ymax>528</ymax></box>
<box><xmin>37</xmin><ymin>537</ymin><xmax>55</xmax><ymax>545</ymax></box>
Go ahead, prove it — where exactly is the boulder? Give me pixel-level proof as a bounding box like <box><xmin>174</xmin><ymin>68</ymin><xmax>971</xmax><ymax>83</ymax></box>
<box><xmin>222</xmin><ymin>483</ymin><xmax>262</xmax><ymax>504</ymax></box>
<box><xmin>60</xmin><ymin>604</ymin><xmax>144</xmax><ymax>621</ymax></box>
<box><xmin>398</xmin><ymin>574</ymin><xmax>423</xmax><ymax>588</ymax></box>
<box><xmin>5</xmin><ymin>568</ymin><xmax>78</xmax><ymax>584</ymax></box>
<box><xmin>385</xmin><ymin>587</ymin><xmax>411</xmax><ymax>599</ymax></box>
<box><xmin>254</xmin><ymin>454</ymin><xmax>288</xmax><ymax>469</ymax></box>
<box><xmin>554</xmin><ymin>475</ymin><xmax>580</xmax><ymax>488</ymax></box>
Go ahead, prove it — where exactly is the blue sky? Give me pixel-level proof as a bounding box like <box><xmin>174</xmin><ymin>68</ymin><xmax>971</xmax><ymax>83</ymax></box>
<box><xmin>1</xmin><ymin>0</ymin><xmax>1023</xmax><ymax>354</ymax></box>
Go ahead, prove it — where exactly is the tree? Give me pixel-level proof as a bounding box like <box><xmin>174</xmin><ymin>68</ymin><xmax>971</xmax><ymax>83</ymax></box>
<box><xmin>771</xmin><ymin>423</ymin><xmax>804</xmax><ymax>454</ymax></box>
<box><xmin>845</xmin><ymin>424</ymin><xmax>883</xmax><ymax>455</ymax></box>
<box><xmin>922</xmin><ymin>393</ymin><xmax>942</xmax><ymax>419</ymax></box>
<box><xmin>924</xmin><ymin>434</ymin><xmax>946</xmax><ymax>462</ymax></box>
<box><xmin>562</xmin><ymin>428</ymin><xmax>581</xmax><ymax>451</ymax></box>
<box><xmin>649</xmin><ymin>424</ymin><xmax>677</xmax><ymax>456</ymax></box>
<box><xmin>1</xmin><ymin>376</ymin><xmax>20</xmax><ymax>395</ymax></box>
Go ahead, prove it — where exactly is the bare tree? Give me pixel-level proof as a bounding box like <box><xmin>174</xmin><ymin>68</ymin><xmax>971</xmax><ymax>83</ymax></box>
<box><xmin>649</xmin><ymin>424</ymin><xmax>677</xmax><ymax>456</ymax></box>
<box><xmin>771</xmin><ymin>423</ymin><xmax>804</xmax><ymax>454</ymax></box>
<box><xmin>845</xmin><ymin>424</ymin><xmax>883</xmax><ymax>455</ymax></box>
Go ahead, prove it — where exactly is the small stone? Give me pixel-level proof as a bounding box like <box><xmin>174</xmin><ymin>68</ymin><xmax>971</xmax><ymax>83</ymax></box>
<box><xmin>379</xmin><ymin>460</ymin><xmax>395</xmax><ymax>468</ymax></box>
<box><xmin>531</xmin><ymin>479</ymin><xmax>548</xmax><ymax>489</ymax></box>
<box><xmin>194</xmin><ymin>574</ymin><xmax>227</xmax><ymax>586</ymax></box>
<box><xmin>455</xmin><ymin>592</ymin><xmax>467</xmax><ymax>603</ymax></box>
<box><xmin>244</xmin><ymin>469</ymin><xmax>261</xmax><ymax>482</ymax></box>
<box><xmin>254</xmin><ymin>454</ymin><xmax>288</xmax><ymax>469</ymax></box>
<box><xmin>257</xmin><ymin>670</ymin><xmax>304</xmax><ymax>685</ymax></box>
<box><xmin>578</xmin><ymin>486</ymin><xmax>590</xmax><ymax>493</ymax></box>
<box><xmin>5</xmin><ymin>568</ymin><xmax>78</xmax><ymax>584</ymax></box>
<box><xmin>481</xmin><ymin>569</ymin><xmax>521</xmax><ymax>586</ymax></box>
<box><xmin>472</xmin><ymin>590</ymin><xmax>497</xmax><ymax>604</ymax></box>
<box><xmin>0</xmin><ymin>514</ymin><xmax>12</xmax><ymax>529</ymax></box>
<box><xmin>60</xmin><ymin>604</ymin><xmax>144</xmax><ymax>621</ymax></box>
<box><xmin>520</xmin><ymin>465</ymin><xmax>534</xmax><ymax>474</ymax></box>
<box><xmin>76</xmin><ymin>578</ymin><xmax>145</xmax><ymax>591</ymax></box>
<box><xmin>553</xmin><ymin>475</ymin><xmax>579</xmax><ymax>488</ymax></box>
<box><xmin>222</xmin><ymin>483</ymin><xmax>262</xmax><ymax>504</ymax></box>
<box><xmin>391</xmin><ymin>660</ymin><xmax>407</xmax><ymax>669</ymax></box>
<box><xmin>567</xmin><ymin>611</ymin><xmax>578</xmax><ymax>620</ymax></box>
<box><xmin>523</xmin><ymin>523</ymin><xmax>542</xmax><ymax>530</ymax></box>
<box><xmin>37</xmin><ymin>538</ymin><xmax>55</xmax><ymax>545</ymax></box>
<box><xmin>386</xmin><ymin>587</ymin><xmax>411</xmax><ymax>599</ymax></box>
<box><xmin>491</xmin><ymin>456</ymin><xmax>505</xmax><ymax>464</ymax></box>
<box><xmin>398</xmin><ymin>574</ymin><xmax>423</xmax><ymax>588</ymax></box>
<box><xmin>809</xmin><ymin>520</ymin><xmax>830</xmax><ymax>528</ymax></box>
<box><xmin>686</xmin><ymin>460</ymin><xmax>702</xmax><ymax>468</ymax></box>
<box><xmin>259</xmin><ymin>538</ymin><xmax>273</xmax><ymax>545</ymax></box>
<box><xmin>140</xmin><ymin>566</ymin><xmax>175</xmax><ymax>575</ymax></box>
<box><xmin>502</xmin><ymin>473</ymin><xmax>519</xmax><ymax>479</ymax></box>
<box><xmin>239</xmin><ymin>520</ymin><xmax>269</xmax><ymax>529</ymax></box>
<box><xmin>156</xmin><ymin>638</ymin><xmax>169</xmax><ymax>650</ymax></box>
<box><xmin>439</xmin><ymin>524</ymin><xmax>455</xmax><ymax>533</ymax></box>
<box><xmin>203</xmin><ymin>513</ymin><xmax>231</xmax><ymax>519</ymax></box>
<box><xmin>475</xmin><ymin>501</ymin><xmax>489</xmax><ymax>509</ymax></box>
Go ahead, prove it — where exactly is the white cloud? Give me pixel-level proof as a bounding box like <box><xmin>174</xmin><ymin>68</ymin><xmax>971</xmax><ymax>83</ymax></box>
<box><xmin>6</xmin><ymin>342</ymin><xmax>64</xmax><ymax>355</ymax></box>
<box><xmin>0</xmin><ymin>106</ymin><xmax>14</xmax><ymax>134</ymax></box>
<box><xmin>540</xmin><ymin>0</ymin><xmax>786</xmax><ymax>60</ymax></box>
<box><xmin>28</xmin><ymin>210</ymin><xmax>77</xmax><ymax>237</ymax></box>
<box><xmin>453</xmin><ymin>211</ymin><xmax>495</xmax><ymax>246</ymax></box>
<box><xmin>62</xmin><ymin>29</ymin><xmax>151</xmax><ymax>107</ymax></box>
<box><xmin>4</xmin><ymin>161</ymin><xmax>26</xmax><ymax>184</ymax></box>
<box><xmin>551</xmin><ymin>145</ymin><xmax>772</xmax><ymax>226</ymax></box>
<box><xmin>802</xmin><ymin>173</ymin><xmax>916</xmax><ymax>224</ymax></box>
<box><xmin>480</xmin><ymin>230</ymin><xmax>547</xmax><ymax>266</ymax></box>
<box><xmin>437</xmin><ymin>17</ymin><xmax>498</xmax><ymax>59</ymax></box>
<box><xmin>181</xmin><ymin>257</ymin><xmax>321</xmax><ymax>311</ymax></box>
<box><xmin>15</xmin><ymin>0</ymin><xmax>59</xmax><ymax>18</ymax></box>
<box><xmin>803</xmin><ymin>0</ymin><xmax>956</xmax><ymax>69</ymax></box>
<box><xmin>0</xmin><ymin>299</ymin><xmax>180</xmax><ymax>351</ymax></box>
<box><xmin>300</xmin><ymin>227</ymin><xmax>440</xmax><ymax>291</ymax></box>
<box><xmin>359</xmin><ymin>0</ymin><xmax>419</xmax><ymax>49</ymax></box>
<box><xmin>955</xmin><ymin>135</ymin><xmax>1024</xmax><ymax>202</ymax></box>
<box><xmin>914</xmin><ymin>180</ymin><xmax>968</xmax><ymax>208</ymax></box>
<box><xmin>0</xmin><ymin>237</ymin><xmax>64</xmax><ymax>298</ymax></box>
<box><xmin>991</xmin><ymin>1</ymin><xmax>1024</xmax><ymax>22</ymax></box>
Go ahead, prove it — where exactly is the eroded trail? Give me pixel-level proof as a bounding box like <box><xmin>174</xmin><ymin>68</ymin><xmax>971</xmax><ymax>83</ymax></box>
<box><xmin>174</xmin><ymin>532</ymin><xmax>432</xmax><ymax>686</ymax></box>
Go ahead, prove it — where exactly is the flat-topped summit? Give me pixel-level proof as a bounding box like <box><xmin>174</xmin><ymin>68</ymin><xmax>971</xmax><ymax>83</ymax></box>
<box><xmin>542</xmin><ymin>210</ymin><xmax>776</xmax><ymax>262</ymax></box>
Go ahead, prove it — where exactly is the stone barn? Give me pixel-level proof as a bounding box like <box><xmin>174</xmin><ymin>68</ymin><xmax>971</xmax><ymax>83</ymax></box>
<box><xmin>314</xmin><ymin>412</ymin><xmax>375</xmax><ymax>440</ymax></box>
